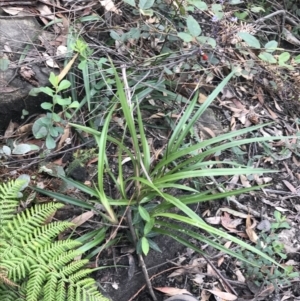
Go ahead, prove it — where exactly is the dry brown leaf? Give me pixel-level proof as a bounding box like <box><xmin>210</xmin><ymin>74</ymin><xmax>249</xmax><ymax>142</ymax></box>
<box><xmin>16</xmin><ymin>123</ymin><xmax>33</xmax><ymax>135</ymax></box>
<box><xmin>206</xmin><ymin>264</ymin><xmax>217</xmax><ymax>277</ymax></box>
<box><xmin>87</xmin><ymin>157</ymin><xmax>98</xmax><ymax>166</ymax></box>
<box><xmin>206</xmin><ymin>289</ymin><xmax>237</xmax><ymax>300</ymax></box>
<box><xmin>167</xmin><ymin>268</ymin><xmax>186</xmax><ymax>278</ymax></box>
<box><xmin>282</xmin><ymin>180</ymin><xmax>297</xmax><ymax>193</ymax></box>
<box><xmin>4</xmin><ymin>120</ymin><xmax>15</xmax><ymax>138</ymax></box>
<box><xmin>154</xmin><ymin>287</ymin><xmax>192</xmax><ymax>296</ymax></box>
<box><xmin>264</xmin><ymin>104</ymin><xmax>278</xmax><ymax>119</ymax></box>
<box><xmin>2</xmin><ymin>7</ymin><xmax>23</xmax><ymax>15</ymax></box>
<box><xmin>226</xmin><ymin>174</ymin><xmax>239</xmax><ymax>190</ymax></box>
<box><xmin>58</xmin><ymin>53</ymin><xmax>78</xmax><ymax>82</ymax></box>
<box><xmin>37</xmin><ymin>4</ymin><xmax>54</xmax><ymax>20</ymax></box>
<box><xmin>205</xmin><ymin>216</ymin><xmax>221</xmax><ymax>225</ymax></box>
<box><xmin>52</xmin><ymin>157</ymin><xmax>64</xmax><ymax>166</ymax></box>
<box><xmin>201</xmin><ymin>126</ymin><xmax>215</xmax><ymax>138</ymax></box>
<box><xmin>192</xmin><ymin>274</ymin><xmax>205</xmax><ymax>285</ymax></box>
<box><xmin>218</xmin><ymin>208</ymin><xmax>250</xmax><ymax>219</ymax></box>
<box><xmin>240</xmin><ymin>174</ymin><xmax>251</xmax><ymax>188</ymax></box>
<box><xmin>257</xmin><ymin>284</ymin><xmax>275</xmax><ymax>298</ymax></box>
<box><xmin>217</xmin><ymin>256</ymin><xmax>224</xmax><ymax>267</ymax></box>
<box><xmin>70</xmin><ymin>211</ymin><xmax>94</xmax><ymax>227</ymax></box>
<box><xmin>57</xmin><ymin>125</ymin><xmax>71</xmax><ymax>149</ymax></box>
<box><xmin>198</xmin><ymin>93</ymin><xmax>207</xmax><ymax>104</ymax></box>
<box><xmin>200</xmin><ymin>289</ymin><xmax>211</xmax><ymax>301</ymax></box>
<box><xmin>274</xmin><ymin>99</ymin><xmax>282</xmax><ymax>111</ymax></box>
<box><xmin>235</xmin><ymin>269</ymin><xmax>245</xmax><ymax>282</ymax></box>
<box><xmin>127</xmin><ymin>254</ymin><xmax>135</xmax><ymax>280</ymax></box>
<box><xmin>245</xmin><ymin>215</ymin><xmax>258</xmax><ymax>243</ymax></box>
<box><xmin>255</xmin><ymin>86</ymin><xmax>264</xmax><ymax>105</ymax></box>
<box><xmin>221</xmin><ymin>212</ymin><xmax>243</xmax><ymax>232</ymax></box>
<box><xmin>202</xmin><ymin>209</ymin><xmax>210</xmax><ymax>217</ymax></box>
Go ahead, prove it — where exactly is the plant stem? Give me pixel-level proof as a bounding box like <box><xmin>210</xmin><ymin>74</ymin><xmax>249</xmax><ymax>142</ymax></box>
<box><xmin>127</xmin><ymin>208</ymin><xmax>157</xmax><ymax>301</ymax></box>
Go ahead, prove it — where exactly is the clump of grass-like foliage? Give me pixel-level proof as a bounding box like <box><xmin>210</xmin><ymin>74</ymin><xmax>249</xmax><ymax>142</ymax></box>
<box><xmin>35</xmin><ymin>64</ymin><xmax>287</xmax><ymax>271</ymax></box>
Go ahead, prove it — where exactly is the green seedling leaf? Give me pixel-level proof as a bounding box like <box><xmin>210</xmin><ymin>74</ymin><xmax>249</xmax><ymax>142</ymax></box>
<box><xmin>39</xmin><ymin>86</ymin><xmax>55</xmax><ymax>97</ymax></box>
<box><xmin>2</xmin><ymin>145</ymin><xmax>11</xmax><ymax>156</ymax></box>
<box><xmin>265</xmin><ymin>40</ymin><xmax>278</xmax><ymax>53</ymax></box>
<box><xmin>196</xmin><ymin>36</ymin><xmax>216</xmax><ymax>48</ymax></box>
<box><xmin>127</xmin><ymin>28</ymin><xmax>141</xmax><ymax>40</ymax></box>
<box><xmin>41</xmin><ymin>102</ymin><xmax>53</xmax><ymax>110</ymax></box>
<box><xmin>17</xmin><ymin>174</ymin><xmax>31</xmax><ymax>190</ymax></box>
<box><xmin>12</xmin><ymin>144</ymin><xmax>31</xmax><ymax>155</ymax></box>
<box><xmin>234</xmin><ymin>11</ymin><xmax>248</xmax><ymax>20</ymax></box>
<box><xmin>138</xmin><ymin>205</ymin><xmax>150</xmax><ymax>222</ymax></box>
<box><xmin>186</xmin><ymin>15</ymin><xmax>201</xmax><ymax>37</ymax></box>
<box><xmin>46</xmin><ymin>134</ymin><xmax>56</xmax><ymax>149</ymax></box>
<box><xmin>32</xmin><ymin>118</ymin><xmax>50</xmax><ymax>138</ymax></box>
<box><xmin>140</xmin><ymin>9</ymin><xmax>154</xmax><ymax>16</ymax></box>
<box><xmin>124</xmin><ymin>0</ymin><xmax>135</xmax><ymax>6</ymax></box>
<box><xmin>141</xmin><ymin>237</ymin><xmax>150</xmax><ymax>255</ymax></box>
<box><xmin>57</xmin><ymin>79</ymin><xmax>71</xmax><ymax>92</ymax></box>
<box><xmin>178</xmin><ymin>32</ymin><xmax>193</xmax><ymax>42</ymax></box>
<box><xmin>51</xmin><ymin>112</ymin><xmax>61</xmax><ymax>122</ymax></box>
<box><xmin>211</xmin><ymin>4</ymin><xmax>224</xmax><ymax>19</ymax></box>
<box><xmin>29</xmin><ymin>87</ymin><xmax>42</xmax><ymax>96</ymax></box>
<box><xmin>251</xmin><ymin>6</ymin><xmax>265</xmax><ymax>12</ymax></box>
<box><xmin>49</xmin><ymin>126</ymin><xmax>59</xmax><ymax>137</ymax></box>
<box><xmin>69</xmin><ymin>101</ymin><xmax>80</xmax><ymax>109</ymax></box>
<box><xmin>278</xmin><ymin>52</ymin><xmax>290</xmax><ymax>64</ymax></box>
<box><xmin>238</xmin><ymin>32</ymin><xmax>260</xmax><ymax>48</ymax></box>
<box><xmin>49</xmin><ymin>72</ymin><xmax>59</xmax><ymax>87</ymax></box>
<box><xmin>188</xmin><ymin>0</ymin><xmax>208</xmax><ymax>10</ymax></box>
<box><xmin>274</xmin><ymin>210</ymin><xmax>281</xmax><ymax>222</ymax></box>
<box><xmin>110</xmin><ymin>30</ymin><xmax>121</xmax><ymax>41</ymax></box>
<box><xmin>258</xmin><ymin>52</ymin><xmax>277</xmax><ymax>63</ymax></box>
<box><xmin>56</xmin><ymin>96</ymin><xmax>72</xmax><ymax>106</ymax></box>
<box><xmin>139</xmin><ymin>0</ymin><xmax>154</xmax><ymax>9</ymax></box>
<box><xmin>294</xmin><ymin>54</ymin><xmax>300</xmax><ymax>64</ymax></box>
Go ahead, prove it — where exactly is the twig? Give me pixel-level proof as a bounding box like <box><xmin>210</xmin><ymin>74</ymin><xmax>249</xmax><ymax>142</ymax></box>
<box><xmin>254</xmin><ymin>10</ymin><xmax>286</xmax><ymax>24</ymax></box>
<box><xmin>208</xmin><ymin>176</ymin><xmax>261</xmax><ymax>217</ymax></box>
<box><xmin>128</xmin><ymin>266</ymin><xmax>178</xmax><ymax>301</ymax></box>
<box><xmin>201</xmin><ymin>254</ymin><xmax>238</xmax><ymax>296</ymax></box>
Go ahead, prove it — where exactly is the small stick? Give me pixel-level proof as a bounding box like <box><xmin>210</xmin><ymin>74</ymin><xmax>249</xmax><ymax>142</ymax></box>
<box><xmin>127</xmin><ymin>208</ymin><xmax>157</xmax><ymax>301</ymax></box>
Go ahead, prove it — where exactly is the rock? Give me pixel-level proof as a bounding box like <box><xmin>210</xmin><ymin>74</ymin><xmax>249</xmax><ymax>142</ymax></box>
<box><xmin>0</xmin><ymin>11</ymin><xmax>51</xmax><ymax>132</ymax></box>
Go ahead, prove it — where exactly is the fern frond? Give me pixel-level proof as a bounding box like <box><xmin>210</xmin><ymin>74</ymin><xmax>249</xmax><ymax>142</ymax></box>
<box><xmin>0</xmin><ymin>180</ymin><xmax>25</xmax><ymax>227</ymax></box>
<box><xmin>2</xmin><ymin>256</ymin><xmax>34</xmax><ymax>281</ymax></box>
<box><xmin>69</xmin><ymin>267</ymin><xmax>93</xmax><ymax>282</ymax></box>
<box><xmin>0</xmin><ymin>283</ymin><xmax>26</xmax><ymax>301</ymax></box>
<box><xmin>38</xmin><ymin>240</ymin><xmax>82</xmax><ymax>264</ymax></box>
<box><xmin>61</xmin><ymin>259</ymin><xmax>89</xmax><ymax>277</ymax></box>
<box><xmin>0</xmin><ymin>180</ymin><xmax>110</xmax><ymax>301</ymax></box>
<box><xmin>3</xmin><ymin>203</ymin><xmax>64</xmax><ymax>242</ymax></box>
<box><xmin>43</xmin><ymin>274</ymin><xmax>58</xmax><ymax>301</ymax></box>
<box><xmin>26</xmin><ymin>266</ymin><xmax>48</xmax><ymax>301</ymax></box>
<box><xmin>0</xmin><ymin>266</ymin><xmax>19</xmax><ymax>287</ymax></box>
<box><xmin>68</xmin><ymin>284</ymin><xmax>76</xmax><ymax>301</ymax></box>
<box><xmin>55</xmin><ymin>279</ymin><xmax>67</xmax><ymax>301</ymax></box>
<box><xmin>22</xmin><ymin>221</ymin><xmax>75</xmax><ymax>249</ymax></box>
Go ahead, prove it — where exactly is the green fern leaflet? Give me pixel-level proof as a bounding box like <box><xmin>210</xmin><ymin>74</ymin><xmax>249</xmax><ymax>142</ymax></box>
<box><xmin>0</xmin><ymin>180</ymin><xmax>110</xmax><ymax>301</ymax></box>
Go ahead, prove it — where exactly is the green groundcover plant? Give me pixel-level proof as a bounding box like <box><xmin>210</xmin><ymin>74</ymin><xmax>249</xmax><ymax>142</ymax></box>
<box><xmin>33</xmin><ymin>63</ymin><xmax>293</xmax><ymax>275</ymax></box>
<box><xmin>0</xmin><ymin>180</ymin><xmax>109</xmax><ymax>301</ymax></box>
